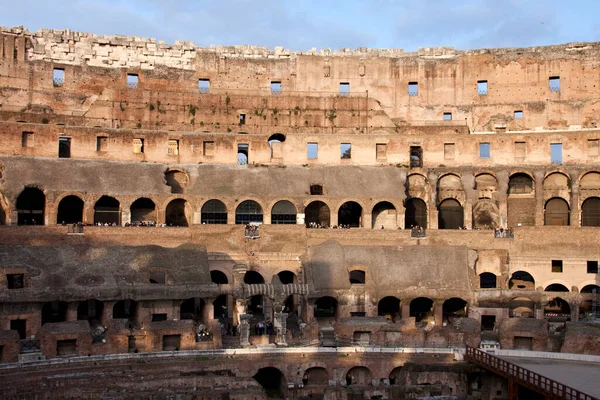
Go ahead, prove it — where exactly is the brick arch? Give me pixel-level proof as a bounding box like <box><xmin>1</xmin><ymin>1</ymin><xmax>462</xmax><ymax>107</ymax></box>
<box><xmin>301</xmin><ymin>198</ymin><xmax>335</xmax><ymax>212</ymax></box>
<box><xmin>509</xmin><ymin>170</ymin><xmax>535</xmax><ymax>182</ymax></box>
<box><xmin>437</xmin><ymin>173</ymin><xmax>466</xmax><ymax>204</ymax></box>
<box><xmin>267</xmin><ymin>197</ymin><xmax>300</xmax><ymax>214</ymax></box>
<box><xmin>342</xmin><ymin>365</ymin><xmax>375</xmax><ymax>383</ymax></box>
<box><xmin>543</xmin><ymin>168</ymin><xmax>572</xmax><ymax>181</ymax></box>
<box><xmin>209</xmin><ymin>267</ymin><xmax>233</xmax><ymax>284</ymax></box>
<box><xmin>271</xmin><ymin>268</ymin><xmax>299</xmax><ymax>283</ymax></box>
<box><xmin>233</xmin><ymin>197</ymin><xmax>268</xmax><ymax>213</ymax></box>
<box><xmin>159</xmin><ymin>195</ymin><xmax>198</xmax><ymax>213</ymax></box>
<box><xmin>367</xmin><ymin>198</ymin><xmax>403</xmax><ymax>211</ymax></box>
<box><xmin>578</xmin><ymin>280</ymin><xmax>600</xmax><ymax>293</ymax></box>
<box><xmin>578</xmin><ymin>170</ymin><xmax>600</xmax><ymax>184</ymax></box>
<box><xmin>540</xmin><ymin>279</ymin><xmax>572</xmax><ymax>292</ymax></box>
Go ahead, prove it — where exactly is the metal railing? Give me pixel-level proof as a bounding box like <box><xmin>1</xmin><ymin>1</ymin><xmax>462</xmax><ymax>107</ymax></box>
<box><xmin>465</xmin><ymin>346</ymin><xmax>597</xmax><ymax>400</ymax></box>
<box><xmin>19</xmin><ymin>339</ymin><xmax>41</xmax><ymax>353</ymax></box>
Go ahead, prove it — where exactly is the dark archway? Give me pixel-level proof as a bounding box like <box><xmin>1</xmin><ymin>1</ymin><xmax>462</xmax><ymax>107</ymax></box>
<box><xmin>338</xmin><ymin>201</ymin><xmax>362</xmax><ymax>227</ymax></box>
<box><xmin>389</xmin><ymin>367</ymin><xmax>404</xmax><ymax>385</ymax></box>
<box><xmin>443</xmin><ymin>298</ymin><xmax>467</xmax><ymax>320</ymax></box>
<box><xmin>277</xmin><ymin>271</ymin><xmax>296</xmax><ymax>285</ymax></box>
<box><xmin>509</xmin><ymin>271</ymin><xmax>535</xmax><ymax>290</ymax></box>
<box><xmin>17</xmin><ymin>187</ymin><xmax>45</xmax><ymax>225</ymax></box>
<box><xmin>372</xmin><ymin>201</ymin><xmax>397</xmax><ymax>229</ymax></box>
<box><xmin>253</xmin><ymin>367</ymin><xmax>286</xmax><ymax>398</ymax></box>
<box><xmin>544</xmin><ymin>198</ymin><xmax>570</xmax><ymax>226</ymax></box>
<box><xmin>544</xmin><ymin>297</ymin><xmax>571</xmax><ymax>321</ymax></box>
<box><xmin>545</xmin><ymin>284</ymin><xmax>569</xmax><ymax>292</ymax></box>
<box><xmin>582</xmin><ymin>197</ymin><xmax>600</xmax><ymax>227</ymax></box>
<box><xmin>180</xmin><ymin>298</ymin><xmax>204</xmax><ymax>322</ymax></box>
<box><xmin>244</xmin><ymin>270</ymin><xmax>264</xmax><ymax>284</ymax></box>
<box><xmin>508</xmin><ymin>173</ymin><xmax>535</xmax><ymax>227</ymax></box>
<box><xmin>213</xmin><ymin>295</ymin><xmax>228</xmax><ymax>320</ymax></box>
<box><xmin>112</xmin><ymin>299</ymin><xmax>138</xmax><ymax>320</ymax></box>
<box><xmin>271</xmin><ymin>200</ymin><xmax>296</xmax><ymax>224</ymax></box>
<box><xmin>130</xmin><ymin>198</ymin><xmax>156</xmax><ymax>224</ymax></box>
<box><xmin>166</xmin><ymin>199</ymin><xmax>190</xmax><ymax>226</ymax></box>
<box><xmin>57</xmin><ymin>195</ymin><xmax>84</xmax><ymax>224</ymax></box>
<box><xmin>94</xmin><ymin>196</ymin><xmax>120</xmax><ymax>225</ymax></box>
<box><xmin>41</xmin><ymin>301</ymin><xmax>68</xmax><ymax>325</ymax></box>
<box><xmin>235</xmin><ymin>200</ymin><xmax>263</xmax><ymax>224</ymax></box>
<box><xmin>305</xmin><ymin>201</ymin><xmax>330</xmax><ymax>227</ymax></box>
<box><xmin>438</xmin><ymin>199</ymin><xmax>464</xmax><ymax>229</ymax></box>
<box><xmin>77</xmin><ymin>299</ymin><xmax>103</xmax><ymax>323</ymax></box>
<box><xmin>248</xmin><ymin>295</ymin><xmax>265</xmax><ymax>316</ymax></box>
<box><xmin>210</xmin><ymin>270</ymin><xmax>228</xmax><ymax>284</ymax></box>
<box><xmin>302</xmin><ymin>367</ymin><xmax>328</xmax><ymax>386</ymax></box>
<box><xmin>581</xmin><ymin>284</ymin><xmax>600</xmax><ymax>293</ymax></box>
<box><xmin>404</xmin><ymin>198</ymin><xmax>427</xmax><ymax>229</ymax></box>
<box><xmin>349</xmin><ymin>270</ymin><xmax>365</xmax><ymax>284</ymax></box>
<box><xmin>479</xmin><ymin>273</ymin><xmax>497</xmax><ymax>289</ymax></box>
<box><xmin>314</xmin><ymin>297</ymin><xmax>337</xmax><ymax>319</ymax></box>
<box><xmin>509</xmin><ymin>297</ymin><xmax>535</xmax><ymax>318</ymax></box>
<box><xmin>201</xmin><ymin>199</ymin><xmax>227</xmax><ymax>224</ymax></box>
<box><xmin>410</xmin><ymin>297</ymin><xmax>434</xmax><ymax>323</ymax></box>
<box><xmin>346</xmin><ymin>366</ymin><xmax>372</xmax><ymax>386</ymax></box>
<box><xmin>378</xmin><ymin>296</ymin><xmax>401</xmax><ymax>322</ymax></box>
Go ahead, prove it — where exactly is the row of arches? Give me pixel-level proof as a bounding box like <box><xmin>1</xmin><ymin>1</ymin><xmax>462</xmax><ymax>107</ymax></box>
<box><xmin>479</xmin><ymin>271</ymin><xmax>600</xmax><ymax>293</ymax></box>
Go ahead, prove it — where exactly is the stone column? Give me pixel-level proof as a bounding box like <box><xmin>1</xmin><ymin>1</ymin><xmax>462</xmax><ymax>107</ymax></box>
<box><xmin>274</xmin><ymin>312</ymin><xmax>288</xmax><ymax>346</ymax></box>
<box><xmin>102</xmin><ymin>301</ymin><xmax>116</xmax><ymax>325</ymax></box>
<box><xmin>428</xmin><ymin>173</ymin><xmax>439</xmax><ymax>230</ymax></box>
<box><xmin>203</xmin><ymin>298</ymin><xmax>214</xmax><ymax>322</ymax></box>
<box><xmin>569</xmin><ymin>173</ymin><xmax>580</xmax><ymax>227</ymax></box>
<box><xmin>401</xmin><ymin>303</ymin><xmax>411</xmax><ymax>320</ymax></box>
<box><xmin>534</xmin><ymin>171</ymin><xmax>545</xmax><ymax>226</ymax></box>
<box><xmin>362</xmin><ymin>212</ymin><xmax>372</xmax><ymax>229</ymax></box>
<box><xmin>434</xmin><ymin>302</ymin><xmax>444</xmax><ymax>326</ymax></box>
<box><xmin>67</xmin><ymin>302</ymin><xmax>78</xmax><ymax>321</ymax></box>
<box><xmin>570</xmin><ymin>303</ymin><xmax>579</xmax><ymax>322</ymax></box>
<box><xmin>497</xmin><ymin>172</ymin><xmax>509</xmax><ymax>227</ymax></box>
<box><xmin>239</xmin><ymin>315</ymin><xmax>251</xmax><ymax>347</ymax></box>
<box><xmin>463</xmin><ymin>202</ymin><xmax>473</xmax><ymax>229</ymax></box>
<box><xmin>330</xmin><ymin>209</ymin><xmax>338</xmax><ymax>227</ymax></box>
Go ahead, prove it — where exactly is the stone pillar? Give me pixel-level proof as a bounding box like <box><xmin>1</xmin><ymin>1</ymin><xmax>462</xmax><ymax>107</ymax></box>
<box><xmin>84</xmin><ymin>206</ymin><xmax>94</xmax><ymax>225</ymax></box>
<box><xmin>570</xmin><ymin>303</ymin><xmax>579</xmax><ymax>322</ymax></box>
<box><xmin>274</xmin><ymin>312</ymin><xmax>288</xmax><ymax>346</ymax></box>
<box><xmin>102</xmin><ymin>301</ymin><xmax>116</xmax><ymax>325</ymax></box>
<box><xmin>264</xmin><ymin>210</ymin><xmax>271</xmax><ymax>225</ymax></box>
<box><xmin>401</xmin><ymin>304</ymin><xmax>410</xmax><ymax>320</ymax></box>
<box><xmin>534</xmin><ymin>171</ymin><xmax>545</xmax><ymax>226</ymax></box>
<box><xmin>463</xmin><ymin>202</ymin><xmax>473</xmax><ymax>229</ymax></box>
<box><xmin>239</xmin><ymin>315</ymin><xmax>251</xmax><ymax>347</ymax></box>
<box><xmin>397</xmin><ymin>204</ymin><xmax>405</xmax><ymax>230</ymax></box>
<box><xmin>434</xmin><ymin>302</ymin><xmax>444</xmax><ymax>326</ymax></box>
<box><xmin>227</xmin><ymin>211</ymin><xmax>236</xmax><ymax>225</ymax></box>
<box><xmin>429</xmin><ymin>173</ymin><xmax>439</xmax><ymax>230</ymax></box>
<box><xmin>497</xmin><ymin>172</ymin><xmax>509</xmax><ymax>227</ymax></box>
<box><xmin>569</xmin><ymin>173</ymin><xmax>580</xmax><ymax>227</ymax></box>
<box><xmin>362</xmin><ymin>212</ymin><xmax>372</xmax><ymax>229</ymax></box>
<box><xmin>330</xmin><ymin>209</ymin><xmax>338</xmax><ymax>227</ymax></box>
<box><xmin>203</xmin><ymin>298</ymin><xmax>214</xmax><ymax>322</ymax></box>
<box><xmin>67</xmin><ymin>302</ymin><xmax>78</xmax><ymax>321</ymax></box>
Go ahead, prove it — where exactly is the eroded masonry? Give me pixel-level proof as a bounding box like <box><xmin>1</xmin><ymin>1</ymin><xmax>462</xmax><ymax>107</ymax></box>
<box><xmin>0</xmin><ymin>26</ymin><xmax>599</xmax><ymax>399</ymax></box>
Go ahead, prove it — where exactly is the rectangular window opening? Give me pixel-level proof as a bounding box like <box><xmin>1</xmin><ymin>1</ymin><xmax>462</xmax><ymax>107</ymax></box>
<box><xmin>588</xmin><ymin>139</ymin><xmax>599</xmax><ymax>157</ymax></box>
<box><xmin>410</xmin><ymin>146</ymin><xmax>423</xmax><ymax>168</ymax></box>
<box><xmin>587</xmin><ymin>261</ymin><xmax>599</xmax><ymax>274</ymax></box>
<box><xmin>127</xmin><ymin>74</ymin><xmax>139</xmax><ymax>89</ymax></box>
<box><xmin>198</xmin><ymin>78</ymin><xmax>210</xmax><ymax>93</ymax></box>
<box><xmin>514</xmin><ymin>110</ymin><xmax>523</xmax><ymax>119</ymax></box>
<box><xmin>444</xmin><ymin>143</ymin><xmax>455</xmax><ymax>160</ymax></box>
<box><xmin>53</xmin><ymin>68</ymin><xmax>64</xmax><ymax>87</ymax></box>
<box><xmin>307</xmin><ymin>143</ymin><xmax>318</xmax><ymax>159</ymax></box>
<box><xmin>96</xmin><ymin>136</ymin><xmax>108</xmax><ymax>152</ymax></box>
<box><xmin>133</xmin><ymin>138</ymin><xmax>144</xmax><ymax>154</ymax></box>
<box><xmin>203</xmin><ymin>141</ymin><xmax>215</xmax><ymax>156</ymax></box>
<box><xmin>270</xmin><ymin>81</ymin><xmax>281</xmax><ymax>94</ymax></box>
<box><xmin>168</xmin><ymin>139</ymin><xmax>179</xmax><ymax>156</ymax></box>
<box><xmin>551</xmin><ymin>260</ymin><xmax>563</xmax><ymax>273</ymax></box>
<box><xmin>237</xmin><ymin>143</ymin><xmax>249</xmax><ymax>165</ymax></box>
<box><xmin>549</xmin><ymin>76</ymin><xmax>561</xmax><ymax>92</ymax></box>
<box><xmin>443</xmin><ymin>112</ymin><xmax>452</xmax><ymax>121</ymax></box>
<box><xmin>376</xmin><ymin>143</ymin><xmax>387</xmax><ymax>160</ymax></box>
<box><xmin>57</xmin><ymin>339</ymin><xmax>77</xmax><ymax>357</ymax></box>
<box><xmin>58</xmin><ymin>137</ymin><xmax>71</xmax><ymax>158</ymax></box>
<box><xmin>477</xmin><ymin>80</ymin><xmax>488</xmax><ymax>95</ymax></box>
<box><xmin>515</xmin><ymin>141</ymin><xmax>526</xmax><ymax>160</ymax></box>
<box><xmin>481</xmin><ymin>315</ymin><xmax>496</xmax><ymax>331</ymax></box>
<box><xmin>408</xmin><ymin>82</ymin><xmax>418</xmax><ymax>96</ymax></box>
<box><xmin>152</xmin><ymin>314</ymin><xmax>168</xmax><ymax>322</ymax></box>
<box><xmin>162</xmin><ymin>334</ymin><xmax>181</xmax><ymax>351</ymax></box>
<box><xmin>310</xmin><ymin>184</ymin><xmax>323</xmax><ymax>195</ymax></box>
<box><xmin>339</xmin><ymin>82</ymin><xmax>350</xmax><ymax>96</ymax></box>
<box><xmin>21</xmin><ymin>132</ymin><xmax>34</xmax><ymax>148</ymax></box>
<box><xmin>149</xmin><ymin>271</ymin><xmax>165</xmax><ymax>284</ymax></box>
<box><xmin>239</xmin><ymin>114</ymin><xmax>246</xmax><ymax>125</ymax></box>
<box><xmin>551</xmin><ymin>143</ymin><xmax>562</xmax><ymax>164</ymax></box>
<box><xmin>479</xmin><ymin>142</ymin><xmax>491</xmax><ymax>159</ymax></box>
<box><xmin>7</xmin><ymin>274</ymin><xmax>24</xmax><ymax>289</ymax></box>
<box><xmin>10</xmin><ymin>319</ymin><xmax>26</xmax><ymax>339</ymax></box>
<box><xmin>340</xmin><ymin>143</ymin><xmax>351</xmax><ymax>159</ymax></box>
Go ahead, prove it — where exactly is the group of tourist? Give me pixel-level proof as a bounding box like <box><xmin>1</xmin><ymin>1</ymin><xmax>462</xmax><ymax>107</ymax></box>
<box><xmin>306</xmin><ymin>222</ymin><xmax>353</xmax><ymax>229</ymax></box>
<box><xmin>196</xmin><ymin>327</ymin><xmax>213</xmax><ymax>342</ymax></box>
<box><xmin>253</xmin><ymin>320</ymin><xmax>274</xmax><ymax>336</ymax></box>
<box><xmin>220</xmin><ymin>321</ymin><xmax>237</xmax><ymax>336</ymax></box>
<box><xmin>244</xmin><ymin>224</ymin><xmax>260</xmax><ymax>238</ymax></box>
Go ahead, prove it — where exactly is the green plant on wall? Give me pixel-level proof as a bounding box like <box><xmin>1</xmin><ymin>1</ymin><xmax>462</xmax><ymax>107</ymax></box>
<box><xmin>188</xmin><ymin>104</ymin><xmax>197</xmax><ymax>116</ymax></box>
<box><xmin>327</xmin><ymin>109</ymin><xmax>337</xmax><ymax>122</ymax></box>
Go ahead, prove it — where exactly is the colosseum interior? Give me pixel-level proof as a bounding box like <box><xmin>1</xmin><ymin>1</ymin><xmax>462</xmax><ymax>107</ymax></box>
<box><xmin>0</xmin><ymin>26</ymin><xmax>599</xmax><ymax>399</ymax></box>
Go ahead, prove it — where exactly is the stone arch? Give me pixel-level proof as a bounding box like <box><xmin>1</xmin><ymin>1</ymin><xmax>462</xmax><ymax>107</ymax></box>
<box><xmin>201</xmin><ymin>199</ymin><xmax>228</xmax><ymax>224</ymax></box>
<box><xmin>410</xmin><ymin>297</ymin><xmax>434</xmax><ymax>323</ymax></box>
<box><xmin>406</xmin><ymin>173</ymin><xmax>429</xmax><ymax>202</ymax></box>
<box><xmin>164</xmin><ymin>169</ymin><xmax>189</xmax><ymax>194</ymax></box>
<box><xmin>581</xmin><ymin>284</ymin><xmax>600</xmax><ymax>293</ymax></box>
<box><xmin>544</xmin><ymin>197</ymin><xmax>570</xmax><ymax>226</ymax></box>
<box><xmin>509</xmin><ymin>297</ymin><xmax>535</xmax><ymax>318</ymax></box>
<box><xmin>404</xmin><ymin>197</ymin><xmax>427</xmax><ymax>229</ymax></box>
<box><xmin>378</xmin><ymin>296</ymin><xmax>401</xmax><ymax>322</ymax></box>
<box><xmin>305</xmin><ymin>200</ymin><xmax>330</xmax><ymax>227</ymax></box>
<box><xmin>253</xmin><ymin>367</ymin><xmax>287</xmax><ymax>398</ymax></box>
<box><xmin>579</xmin><ymin>171</ymin><xmax>600</xmax><ymax>187</ymax></box>
<box><xmin>443</xmin><ymin>297</ymin><xmax>468</xmax><ymax>320</ymax></box>
<box><xmin>16</xmin><ymin>187</ymin><xmax>46</xmax><ymax>225</ymax></box>
<box><xmin>474</xmin><ymin>173</ymin><xmax>498</xmax><ymax>199</ymax></box>
<box><xmin>372</xmin><ymin>201</ymin><xmax>397</xmax><ymax>229</ymax></box>
<box><xmin>389</xmin><ymin>367</ymin><xmax>404</xmax><ymax>385</ymax></box>
<box><xmin>543</xmin><ymin>172</ymin><xmax>571</xmax><ymax>203</ymax></box>
<box><xmin>314</xmin><ymin>296</ymin><xmax>337</xmax><ymax>319</ymax></box>
<box><xmin>509</xmin><ymin>271</ymin><xmax>535</xmax><ymax>290</ymax></box>
<box><xmin>345</xmin><ymin>366</ymin><xmax>372</xmax><ymax>386</ymax></box>
<box><xmin>544</xmin><ymin>297</ymin><xmax>571</xmax><ymax>321</ymax></box>
<box><xmin>94</xmin><ymin>195</ymin><xmax>120</xmax><ymax>225</ymax></box>
<box><xmin>437</xmin><ymin>173</ymin><xmax>465</xmax><ymax>204</ymax></box>
<box><xmin>544</xmin><ymin>283</ymin><xmax>570</xmax><ymax>292</ymax></box>
<box><xmin>235</xmin><ymin>200</ymin><xmax>264</xmax><ymax>224</ymax></box>
<box><xmin>338</xmin><ymin>201</ymin><xmax>363</xmax><ymax>227</ymax></box>
<box><xmin>244</xmin><ymin>270</ymin><xmax>264</xmax><ymax>285</ymax></box>
<box><xmin>302</xmin><ymin>367</ymin><xmax>329</xmax><ymax>386</ymax></box>
<box><xmin>130</xmin><ymin>197</ymin><xmax>156</xmax><ymax>224</ymax></box>
<box><xmin>508</xmin><ymin>172</ymin><xmax>535</xmax><ymax>227</ymax></box>
<box><xmin>274</xmin><ymin>270</ymin><xmax>297</xmax><ymax>285</ymax></box>
<box><xmin>472</xmin><ymin>199</ymin><xmax>499</xmax><ymax>229</ymax></box>
<box><xmin>581</xmin><ymin>197</ymin><xmax>600</xmax><ymax>227</ymax></box>
<box><xmin>210</xmin><ymin>270</ymin><xmax>229</xmax><ymax>284</ymax></box>
<box><xmin>57</xmin><ymin>195</ymin><xmax>84</xmax><ymax>224</ymax></box>
<box><xmin>438</xmin><ymin>198</ymin><xmax>464</xmax><ymax>229</ymax></box>
<box><xmin>165</xmin><ymin>198</ymin><xmax>191</xmax><ymax>226</ymax></box>
<box><xmin>479</xmin><ymin>272</ymin><xmax>497</xmax><ymax>289</ymax></box>
<box><xmin>271</xmin><ymin>200</ymin><xmax>297</xmax><ymax>224</ymax></box>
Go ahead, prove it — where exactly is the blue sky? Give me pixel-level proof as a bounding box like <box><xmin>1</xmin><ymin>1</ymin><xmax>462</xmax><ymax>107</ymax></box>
<box><xmin>1</xmin><ymin>0</ymin><xmax>598</xmax><ymax>51</ymax></box>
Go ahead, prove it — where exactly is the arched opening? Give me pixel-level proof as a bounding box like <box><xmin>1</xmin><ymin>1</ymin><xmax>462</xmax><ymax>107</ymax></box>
<box><xmin>210</xmin><ymin>270</ymin><xmax>228</xmax><ymax>284</ymax></box>
<box><xmin>94</xmin><ymin>196</ymin><xmax>120</xmax><ymax>225</ymax></box>
<box><xmin>77</xmin><ymin>299</ymin><xmax>103</xmax><ymax>323</ymax></box>
<box><xmin>338</xmin><ymin>201</ymin><xmax>362</xmax><ymax>227</ymax></box>
<box><xmin>165</xmin><ymin>170</ymin><xmax>188</xmax><ymax>194</ymax></box>
<box><xmin>248</xmin><ymin>295</ymin><xmax>265</xmax><ymax>317</ymax></box>
<box><xmin>244</xmin><ymin>270</ymin><xmax>265</xmax><ymax>284</ymax></box>
<box><xmin>180</xmin><ymin>298</ymin><xmax>205</xmax><ymax>323</ymax></box>
<box><xmin>41</xmin><ymin>301</ymin><xmax>68</xmax><ymax>325</ymax></box>
<box><xmin>271</xmin><ymin>200</ymin><xmax>297</xmax><ymax>224</ymax></box>
<box><xmin>17</xmin><ymin>187</ymin><xmax>45</xmax><ymax>225</ymax></box>
<box><xmin>277</xmin><ymin>271</ymin><xmax>296</xmax><ymax>285</ymax></box>
<box><xmin>579</xmin><ymin>300</ymin><xmax>598</xmax><ymax>320</ymax></box>
<box><xmin>544</xmin><ymin>297</ymin><xmax>571</xmax><ymax>321</ymax></box>
<box><xmin>410</xmin><ymin>297</ymin><xmax>434</xmax><ymax>323</ymax></box>
<box><xmin>443</xmin><ymin>298</ymin><xmax>467</xmax><ymax>321</ymax></box>
<box><xmin>284</xmin><ymin>295</ymin><xmax>296</xmax><ymax>314</ymax></box>
<box><xmin>473</xmin><ymin>200</ymin><xmax>499</xmax><ymax>229</ymax></box>
<box><xmin>404</xmin><ymin>198</ymin><xmax>427</xmax><ymax>229</ymax></box>
<box><xmin>165</xmin><ymin>199</ymin><xmax>190</xmax><ymax>227</ymax></box>
<box><xmin>305</xmin><ymin>201</ymin><xmax>330</xmax><ymax>227</ymax></box>
<box><xmin>201</xmin><ymin>199</ymin><xmax>227</xmax><ymax>224</ymax></box>
<box><xmin>378</xmin><ymin>296</ymin><xmax>401</xmax><ymax>322</ymax></box>
<box><xmin>112</xmin><ymin>299</ymin><xmax>138</xmax><ymax>321</ymax></box>
<box><xmin>509</xmin><ymin>297</ymin><xmax>535</xmax><ymax>318</ymax></box>
<box><xmin>346</xmin><ymin>366</ymin><xmax>372</xmax><ymax>386</ymax></box>
<box><xmin>237</xmin><ymin>144</ymin><xmax>249</xmax><ymax>165</ymax></box>
<box><xmin>349</xmin><ymin>270</ymin><xmax>365</xmax><ymax>284</ymax></box>
<box><xmin>582</xmin><ymin>197</ymin><xmax>600</xmax><ymax>227</ymax></box>
<box><xmin>479</xmin><ymin>273</ymin><xmax>497</xmax><ymax>289</ymax></box>
<box><xmin>508</xmin><ymin>173</ymin><xmax>535</xmax><ymax>227</ymax></box>
<box><xmin>545</xmin><ymin>284</ymin><xmax>569</xmax><ymax>292</ymax></box>
<box><xmin>372</xmin><ymin>201</ymin><xmax>397</xmax><ymax>229</ymax></box>
<box><xmin>509</xmin><ymin>271</ymin><xmax>535</xmax><ymax>290</ymax></box>
<box><xmin>213</xmin><ymin>295</ymin><xmax>228</xmax><ymax>320</ymax></box>
<box><xmin>253</xmin><ymin>367</ymin><xmax>286</xmax><ymax>398</ymax></box>
<box><xmin>130</xmin><ymin>198</ymin><xmax>156</xmax><ymax>224</ymax></box>
<box><xmin>235</xmin><ymin>200</ymin><xmax>263</xmax><ymax>224</ymax></box>
<box><xmin>544</xmin><ymin>198</ymin><xmax>570</xmax><ymax>226</ymax></box>
<box><xmin>581</xmin><ymin>284</ymin><xmax>600</xmax><ymax>293</ymax></box>
<box><xmin>509</xmin><ymin>173</ymin><xmax>534</xmax><ymax>194</ymax></box>
<box><xmin>302</xmin><ymin>367</ymin><xmax>328</xmax><ymax>386</ymax></box>
<box><xmin>314</xmin><ymin>296</ymin><xmax>337</xmax><ymax>319</ymax></box>
<box><xmin>389</xmin><ymin>367</ymin><xmax>403</xmax><ymax>385</ymax></box>
<box><xmin>268</xmin><ymin>133</ymin><xmax>286</xmax><ymax>158</ymax></box>
<box><xmin>438</xmin><ymin>199</ymin><xmax>464</xmax><ymax>229</ymax></box>
<box><xmin>56</xmin><ymin>195</ymin><xmax>84</xmax><ymax>224</ymax></box>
